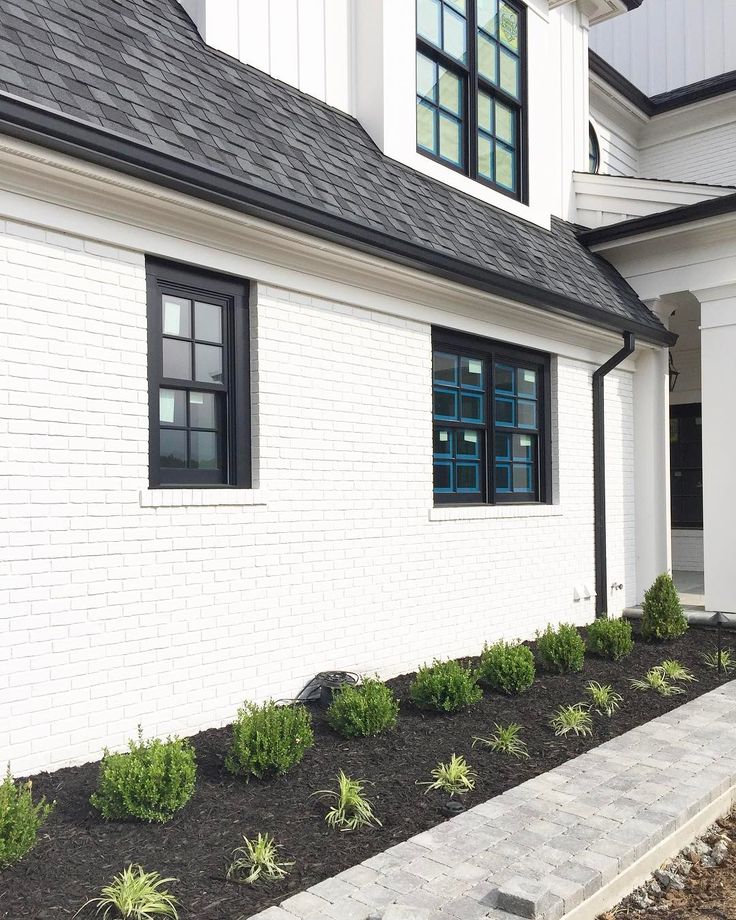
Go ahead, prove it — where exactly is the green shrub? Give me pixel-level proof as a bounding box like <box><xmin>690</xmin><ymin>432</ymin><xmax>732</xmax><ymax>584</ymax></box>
<box><xmin>586</xmin><ymin>617</ymin><xmax>634</xmax><ymax>661</ymax></box>
<box><xmin>536</xmin><ymin>623</ymin><xmax>585</xmax><ymax>673</ymax></box>
<box><xmin>0</xmin><ymin>766</ymin><xmax>54</xmax><ymax>868</ymax></box>
<box><xmin>477</xmin><ymin>641</ymin><xmax>535</xmax><ymax>694</ymax></box>
<box><xmin>225</xmin><ymin>701</ymin><xmax>314</xmax><ymax>780</ymax></box>
<box><xmin>327</xmin><ymin>678</ymin><xmax>399</xmax><ymax>738</ymax></box>
<box><xmin>641</xmin><ymin>573</ymin><xmax>688</xmax><ymax>640</ymax></box>
<box><xmin>409</xmin><ymin>659</ymin><xmax>482</xmax><ymax>713</ymax></box>
<box><xmin>90</xmin><ymin>729</ymin><xmax>196</xmax><ymax>823</ymax></box>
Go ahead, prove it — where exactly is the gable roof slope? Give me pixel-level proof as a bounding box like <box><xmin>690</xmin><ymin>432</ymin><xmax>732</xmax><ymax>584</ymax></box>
<box><xmin>0</xmin><ymin>0</ymin><xmax>671</xmax><ymax>344</ymax></box>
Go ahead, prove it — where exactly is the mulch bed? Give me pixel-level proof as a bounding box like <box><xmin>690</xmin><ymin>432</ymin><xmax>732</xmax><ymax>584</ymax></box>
<box><xmin>1</xmin><ymin>625</ymin><xmax>732</xmax><ymax>920</ymax></box>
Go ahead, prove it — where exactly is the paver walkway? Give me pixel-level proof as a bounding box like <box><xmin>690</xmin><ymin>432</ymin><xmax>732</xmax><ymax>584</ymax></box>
<box><xmin>252</xmin><ymin>682</ymin><xmax>736</xmax><ymax>920</ymax></box>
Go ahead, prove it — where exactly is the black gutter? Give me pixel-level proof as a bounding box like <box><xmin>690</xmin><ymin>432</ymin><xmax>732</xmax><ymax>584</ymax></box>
<box><xmin>0</xmin><ymin>93</ymin><xmax>675</xmax><ymax>347</ymax></box>
<box><xmin>579</xmin><ymin>191</ymin><xmax>736</xmax><ymax>246</ymax></box>
<box><xmin>589</xmin><ymin>50</ymin><xmax>736</xmax><ymax>115</ymax></box>
<box><xmin>593</xmin><ymin>332</ymin><xmax>635</xmax><ymax>618</ymax></box>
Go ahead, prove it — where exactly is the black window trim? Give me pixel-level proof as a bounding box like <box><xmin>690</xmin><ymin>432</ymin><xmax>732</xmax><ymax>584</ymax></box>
<box><xmin>589</xmin><ymin>122</ymin><xmax>600</xmax><ymax>174</ymax></box>
<box><xmin>415</xmin><ymin>0</ymin><xmax>529</xmax><ymax>203</ymax></box>
<box><xmin>432</xmin><ymin>327</ymin><xmax>551</xmax><ymax>505</ymax></box>
<box><xmin>146</xmin><ymin>257</ymin><xmax>251</xmax><ymax>489</ymax></box>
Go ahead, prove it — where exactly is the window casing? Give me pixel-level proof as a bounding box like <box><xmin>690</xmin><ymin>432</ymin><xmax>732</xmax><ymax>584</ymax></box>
<box><xmin>670</xmin><ymin>403</ymin><xmax>703</xmax><ymax>528</ymax></box>
<box><xmin>432</xmin><ymin>329</ymin><xmax>550</xmax><ymax>504</ymax></box>
<box><xmin>147</xmin><ymin>259</ymin><xmax>251</xmax><ymax>488</ymax></box>
<box><xmin>416</xmin><ymin>0</ymin><xmax>527</xmax><ymax>201</ymax></box>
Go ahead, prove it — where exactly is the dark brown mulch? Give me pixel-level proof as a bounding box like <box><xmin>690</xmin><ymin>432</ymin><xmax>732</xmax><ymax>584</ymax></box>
<box><xmin>0</xmin><ymin>626</ymin><xmax>731</xmax><ymax>920</ymax></box>
<box><xmin>603</xmin><ymin>811</ymin><xmax>736</xmax><ymax>920</ymax></box>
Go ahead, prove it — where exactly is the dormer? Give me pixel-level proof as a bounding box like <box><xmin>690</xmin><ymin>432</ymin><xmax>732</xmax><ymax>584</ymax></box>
<box><xmin>176</xmin><ymin>0</ymin><xmax>635</xmax><ymax>228</ymax></box>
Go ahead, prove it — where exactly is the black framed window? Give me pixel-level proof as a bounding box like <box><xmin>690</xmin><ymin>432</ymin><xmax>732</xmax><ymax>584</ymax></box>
<box><xmin>670</xmin><ymin>403</ymin><xmax>703</xmax><ymax>528</ymax></box>
<box><xmin>432</xmin><ymin>329</ymin><xmax>550</xmax><ymax>504</ymax></box>
<box><xmin>147</xmin><ymin>259</ymin><xmax>250</xmax><ymax>488</ymax></box>
<box><xmin>416</xmin><ymin>0</ymin><xmax>526</xmax><ymax>200</ymax></box>
<box><xmin>589</xmin><ymin>123</ymin><xmax>600</xmax><ymax>174</ymax></box>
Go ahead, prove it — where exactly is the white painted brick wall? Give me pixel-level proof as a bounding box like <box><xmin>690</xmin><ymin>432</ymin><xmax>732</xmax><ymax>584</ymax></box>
<box><xmin>0</xmin><ymin>222</ymin><xmax>636</xmax><ymax>775</ymax></box>
<box><xmin>640</xmin><ymin>122</ymin><xmax>736</xmax><ymax>186</ymax></box>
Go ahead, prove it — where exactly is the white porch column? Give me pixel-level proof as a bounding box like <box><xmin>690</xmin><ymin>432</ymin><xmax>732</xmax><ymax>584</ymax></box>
<box><xmin>695</xmin><ymin>284</ymin><xmax>736</xmax><ymax>613</ymax></box>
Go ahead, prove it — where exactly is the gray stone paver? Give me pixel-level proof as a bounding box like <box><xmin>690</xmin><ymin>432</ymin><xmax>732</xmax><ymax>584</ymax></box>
<box><xmin>248</xmin><ymin>683</ymin><xmax>736</xmax><ymax>920</ymax></box>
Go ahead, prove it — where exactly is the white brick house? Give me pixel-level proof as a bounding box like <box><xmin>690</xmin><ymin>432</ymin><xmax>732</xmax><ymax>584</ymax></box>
<box><xmin>1</xmin><ymin>0</ymin><xmax>734</xmax><ymax>775</ymax></box>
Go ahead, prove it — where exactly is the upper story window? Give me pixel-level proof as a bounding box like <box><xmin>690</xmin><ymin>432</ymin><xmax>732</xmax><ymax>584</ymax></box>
<box><xmin>589</xmin><ymin>123</ymin><xmax>600</xmax><ymax>174</ymax></box>
<box><xmin>147</xmin><ymin>259</ymin><xmax>251</xmax><ymax>488</ymax></box>
<box><xmin>432</xmin><ymin>329</ymin><xmax>550</xmax><ymax>504</ymax></box>
<box><xmin>416</xmin><ymin>0</ymin><xmax>526</xmax><ymax>200</ymax></box>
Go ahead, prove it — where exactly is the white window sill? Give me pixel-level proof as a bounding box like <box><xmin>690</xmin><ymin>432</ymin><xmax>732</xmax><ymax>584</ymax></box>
<box><xmin>429</xmin><ymin>504</ymin><xmax>563</xmax><ymax>522</ymax></box>
<box><xmin>140</xmin><ymin>489</ymin><xmax>267</xmax><ymax>509</ymax></box>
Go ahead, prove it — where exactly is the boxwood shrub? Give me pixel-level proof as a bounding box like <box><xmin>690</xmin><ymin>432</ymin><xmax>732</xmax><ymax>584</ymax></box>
<box><xmin>90</xmin><ymin>730</ymin><xmax>196</xmax><ymax>823</ymax></box>
<box><xmin>327</xmin><ymin>678</ymin><xmax>399</xmax><ymax>738</ymax></box>
<box><xmin>586</xmin><ymin>617</ymin><xmax>634</xmax><ymax>661</ymax></box>
<box><xmin>409</xmin><ymin>659</ymin><xmax>482</xmax><ymax>713</ymax></box>
<box><xmin>0</xmin><ymin>767</ymin><xmax>54</xmax><ymax>868</ymax></box>
<box><xmin>536</xmin><ymin>623</ymin><xmax>585</xmax><ymax>674</ymax></box>
<box><xmin>477</xmin><ymin>641</ymin><xmax>535</xmax><ymax>694</ymax></box>
<box><xmin>641</xmin><ymin>573</ymin><xmax>688</xmax><ymax>640</ymax></box>
<box><xmin>225</xmin><ymin>701</ymin><xmax>314</xmax><ymax>780</ymax></box>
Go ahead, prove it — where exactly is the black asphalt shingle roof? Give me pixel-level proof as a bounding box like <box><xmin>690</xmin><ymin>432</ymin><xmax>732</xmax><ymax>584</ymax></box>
<box><xmin>0</xmin><ymin>0</ymin><xmax>671</xmax><ymax>343</ymax></box>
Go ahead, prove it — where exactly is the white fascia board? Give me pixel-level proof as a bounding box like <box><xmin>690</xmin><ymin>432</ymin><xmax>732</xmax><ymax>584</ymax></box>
<box><xmin>550</xmin><ymin>0</ymin><xmax>628</xmax><ymax>25</ymax></box>
<box><xmin>0</xmin><ymin>132</ymin><xmax>654</xmax><ymax>363</ymax></box>
<box><xmin>639</xmin><ymin>93</ymin><xmax>736</xmax><ymax>149</ymax></box>
<box><xmin>589</xmin><ymin>74</ymin><xmax>649</xmax><ymax>136</ymax></box>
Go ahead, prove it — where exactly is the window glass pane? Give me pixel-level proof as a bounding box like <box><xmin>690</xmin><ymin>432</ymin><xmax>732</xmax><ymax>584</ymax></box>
<box><xmin>417</xmin><ymin>0</ymin><xmax>441</xmax><ymax>45</ymax></box>
<box><xmin>163</xmin><ymin>338</ymin><xmax>192</xmax><ymax>380</ymax></box>
<box><xmin>439</xmin><ymin>68</ymin><xmax>462</xmax><ymax>115</ymax></box>
<box><xmin>434</xmin><ymin>461</ymin><xmax>453</xmax><ymax>491</ymax></box>
<box><xmin>159</xmin><ymin>388</ymin><xmax>186</xmax><ymax>426</ymax></box>
<box><xmin>513</xmin><ymin>433</ymin><xmax>534</xmax><ymax>461</ymax></box>
<box><xmin>456</xmin><ymin>463</ymin><xmax>480</xmax><ymax>492</ymax></box>
<box><xmin>162</xmin><ymin>296</ymin><xmax>190</xmax><ymax>338</ymax></box>
<box><xmin>445</xmin><ymin>0</ymin><xmax>466</xmax><ymax>12</ymax></box>
<box><xmin>460</xmin><ymin>392</ymin><xmax>484</xmax><ymax>422</ymax></box>
<box><xmin>457</xmin><ymin>429</ymin><xmax>480</xmax><ymax>458</ymax></box>
<box><xmin>495</xmin><ymin>462</ymin><xmax>511</xmax><ymax>491</ymax></box>
<box><xmin>189</xmin><ymin>391</ymin><xmax>217</xmax><ymax>429</ymax></box>
<box><xmin>195</xmin><ymin>343</ymin><xmax>223</xmax><ymax>384</ymax></box>
<box><xmin>513</xmin><ymin>463</ymin><xmax>532</xmax><ymax>492</ymax></box>
<box><xmin>460</xmin><ymin>356</ymin><xmax>483</xmax><ymax>388</ymax></box>
<box><xmin>439</xmin><ymin>114</ymin><xmax>462</xmax><ymax>165</ymax></box>
<box><xmin>495</xmin><ymin>143</ymin><xmax>515</xmax><ymax>191</ymax></box>
<box><xmin>517</xmin><ymin>367</ymin><xmax>537</xmax><ymax>397</ymax></box>
<box><xmin>434</xmin><ymin>389</ymin><xmax>458</xmax><ymax>419</ymax></box>
<box><xmin>433</xmin><ymin>351</ymin><xmax>457</xmax><ymax>384</ymax></box>
<box><xmin>443</xmin><ymin>5</ymin><xmax>467</xmax><ymax>61</ymax></box>
<box><xmin>434</xmin><ymin>428</ymin><xmax>453</xmax><ymax>457</ymax></box>
<box><xmin>417</xmin><ymin>101</ymin><xmax>437</xmax><ymax>152</ymax></box>
<box><xmin>517</xmin><ymin>399</ymin><xmax>537</xmax><ymax>428</ymax></box>
<box><xmin>499</xmin><ymin>2</ymin><xmax>519</xmax><ymax>51</ymax></box>
<box><xmin>495</xmin><ymin>397</ymin><xmax>514</xmax><ymax>426</ymax></box>
<box><xmin>478</xmin><ymin>133</ymin><xmax>492</xmax><ymax>179</ymax></box>
<box><xmin>160</xmin><ymin>428</ymin><xmax>187</xmax><ymax>468</ymax></box>
<box><xmin>477</xmin><ymin>0</ymin><xmax>497</xmax><ymax>33</ymax></box>
<box><xmin>190</xmin><ymin>431</ymin><xmax>219</xmax><ymax>470</ymax></box>
<box><xmin>499</xmin><ymin>47</ymin><xmax>519</xmax><ymax>98</ymax></box>
<box><xmin>417</xmin><ymin>52</ymin><xmax>437</xmax><ymax>100</ymax></box>
<box><xmin>495</xmin><ymin>433</ymin><xmax>510</xmax><ymax>461</ymax></box>
<box><xmin>478</xmin><ymin>91</ymin><xmax>492</xmax><ymax>133</ymax></box>
<box><xmin>194</xmin><ymin>301</ymin><xmax>222</xmax><ymax>344</ymax></box>
<box><xmin>495</xmin><ymin>364</ymin><xmax>514</xmax><ymax>393</ymax></box>
<box><xmin>495</xmin><ymin>101</ymin><xmax>514</xmax><ymax>145</ymax></box>
<box><xmin>478</xmin><ymin>33</ymin><xmax>497</xmax><ymax>83</ymax></box>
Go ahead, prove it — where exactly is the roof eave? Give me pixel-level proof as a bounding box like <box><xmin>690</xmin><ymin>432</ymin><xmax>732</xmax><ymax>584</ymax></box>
<box><xmin>0</xmin><ymin>93</ymin><xmax>675</xmax><ymax>348</ymax></box>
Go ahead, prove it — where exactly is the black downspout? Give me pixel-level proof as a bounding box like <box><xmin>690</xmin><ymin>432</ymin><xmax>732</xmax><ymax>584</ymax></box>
<box><xmin>593</xmin><ymin>332</ymin><xmax>636</xmax><ymax>617</ymax></box>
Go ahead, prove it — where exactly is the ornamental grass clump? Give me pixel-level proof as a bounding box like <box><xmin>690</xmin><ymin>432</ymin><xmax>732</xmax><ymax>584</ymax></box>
<box><xmin>641</xmin><ymin>573</ymin><xmax>688</xmax><ymax>640</ymax></box>
<box><xmin>326</xmin><ymin>677</ymin><xmax>399</xmax><ymax>738</ymax></box>
<box><xmin>78</xmin><ymin>865</ymin><xmax>179</xmax><ymax>919</ymax></box>
<box><xmin>703</xmin><ymin>647</ymin><xmax>735</xmax><ymax>674</ymax></box>
<box><xmin>586</xmin><ymin>617</ymin><xmax>634</xmax><ymax>661</ymax></box>
<box><xmin>225</xmin><ymin>701</ymin><xmax>314</xmax><ymax>781</ymax></box>
<box><xmin>536</xmin><ymin>623</ymin><xmax>585</xmax><ymax>674</ymax></box>
<box><xmin>550</xmin><ymin>704</ymin><xmax>593</xmax><ymax>737</ymax></box>
<box><xmin>312</xmin><ymin>771</ymin><xmax>381</xmax><ymax>832</ymax></box>
<box><xmin>659</xmin><ymin>659</ymin><xmax>697</xmax><ymax>683</ymax></box>
<box><xmin>0</xmin><ymin>765</ymin><xmax>54</xmax><ymax>869</ymax></box>
<box><xmin>90</xmin><ymin>729</ymin><xmax>196</xmax><ymax>824</ymax></box>
<box><xmin>226</xmin><ymin>833</ymin><xmax>293</xmax><ymax>886</ymax></box>
<box><xmin>473</xmin><ymin>723</ymin><xmax>529</xmax><ymax>759</ymax></box>
<box><xmin>409</xmin><ymin>659</ymin><xmax>482</xmax><ymax>713</ymax></box>
<box><xmin>477</xmin><ymin>641</ymin><xmax>535</xmax><ymax>694</ymax></box>
<box><xmin>421</xmin><ymin>754</ymin><xmax>477</xmax><ymax>797</ymax></box>
<box><xmin>630</xmin><ymin>666</ymin><xmax>684</xmax><ymax>697</ymax></box>
<box><xmin>585</xmin><ymin>681</ymin><xmax>622</xmax><ymax>717</ymax></box>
